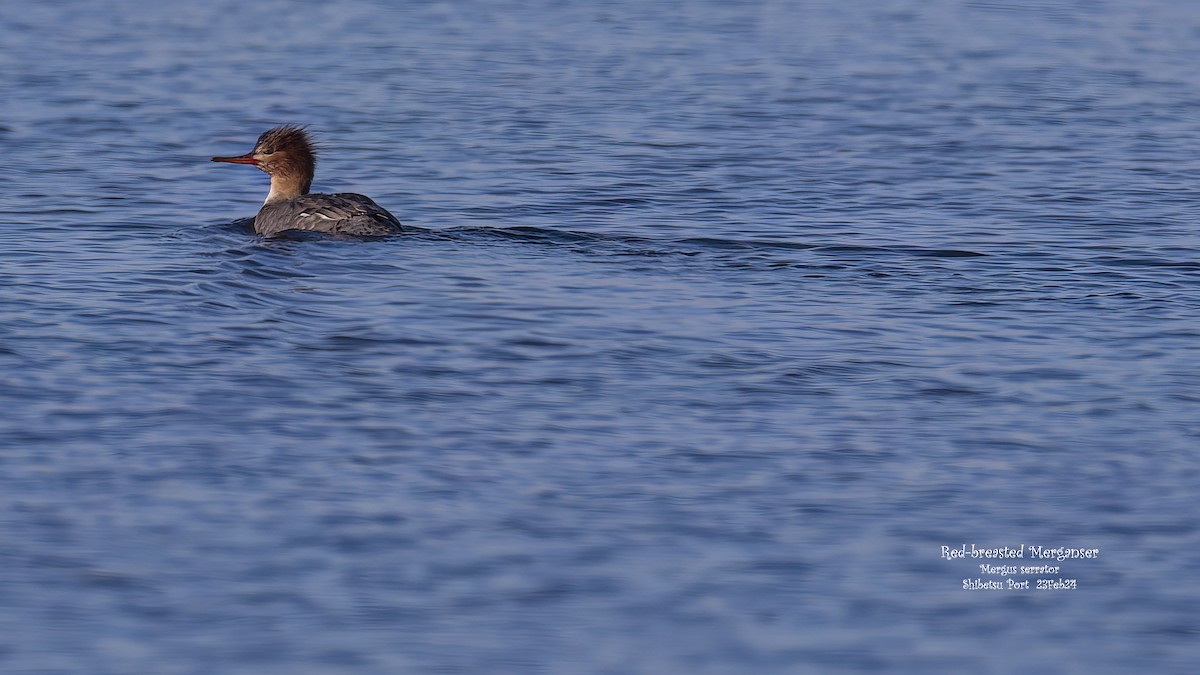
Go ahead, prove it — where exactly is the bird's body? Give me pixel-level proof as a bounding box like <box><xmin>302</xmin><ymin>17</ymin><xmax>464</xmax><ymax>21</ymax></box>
<box><xmin>212</xmin><ymin>125</ymin><xmax>404</xmax><ymax>237</ymax></box>
<box><xmin>255</xmin><ymin>192</ymin><xmax>404</xmax><ymax>237</ymax></box>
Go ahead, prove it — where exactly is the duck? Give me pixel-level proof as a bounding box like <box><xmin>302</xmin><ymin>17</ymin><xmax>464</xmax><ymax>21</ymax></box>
<box><xmin>212</xmin><ymin>125</ymin><xmax>404</xmax><ymax>237</ymax></box>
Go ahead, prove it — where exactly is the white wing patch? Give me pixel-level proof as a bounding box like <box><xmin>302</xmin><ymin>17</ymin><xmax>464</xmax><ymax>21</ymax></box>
<box><xmin>297</xmin><ymin>210</ymin><xmax>335</xmax><ymax>220</ymax></box>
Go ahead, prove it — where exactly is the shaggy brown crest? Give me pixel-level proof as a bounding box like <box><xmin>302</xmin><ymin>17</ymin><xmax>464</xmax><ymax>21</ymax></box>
<box><xmin>252</xmin><ymin>125</ymin><xmax>317</xmax><ymax>196</ymax></box>
<box><xmin>212</xmin><ymin>124</ymin><xmax>317</xmax><ymax>198</ymax></box>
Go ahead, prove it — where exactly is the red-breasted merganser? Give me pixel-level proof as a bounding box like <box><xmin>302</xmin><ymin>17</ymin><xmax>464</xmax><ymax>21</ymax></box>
<box><xmin>211</xmin><ymin>125</ymin><xmax>404</xmax><ymax>237</ymax></box>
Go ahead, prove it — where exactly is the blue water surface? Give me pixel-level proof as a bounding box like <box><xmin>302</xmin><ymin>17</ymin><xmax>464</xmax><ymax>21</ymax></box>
<box><xmin>2</xmin><ymin>0</ymin><xmax>1199</xmax><ymax>672</ymax></box>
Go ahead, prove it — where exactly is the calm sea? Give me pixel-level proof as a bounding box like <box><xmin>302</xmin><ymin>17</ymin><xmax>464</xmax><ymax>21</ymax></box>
<box><xmin>2</xmin><ymin>0</ymin><xmax>1198</xmax><ymax>672</ymax></box>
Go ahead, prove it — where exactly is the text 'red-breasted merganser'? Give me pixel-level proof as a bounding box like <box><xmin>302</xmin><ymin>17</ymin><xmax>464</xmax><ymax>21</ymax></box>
<box><xmin>211</xmin><ymin>125</ymin><xmax>404</xmax><ymax>237</ymax></box>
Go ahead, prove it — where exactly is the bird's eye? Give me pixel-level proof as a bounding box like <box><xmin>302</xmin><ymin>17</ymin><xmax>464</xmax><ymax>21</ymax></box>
<box><xmin>262</xmin><ymin>149</ymin><xmax>275</xmax><ymax>155</ymax></box>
